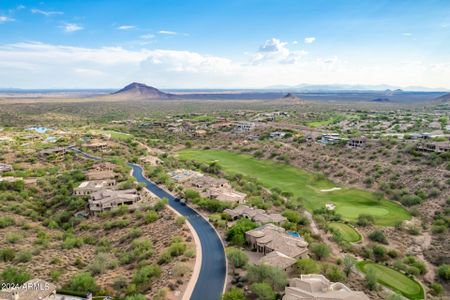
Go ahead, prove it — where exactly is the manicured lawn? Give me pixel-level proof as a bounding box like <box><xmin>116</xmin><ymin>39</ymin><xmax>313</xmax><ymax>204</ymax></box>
<box><xmin>101</xmin><ymin>130</ymin><xmax>133</xmax><ymax>141</ymax></box>
<box><xmin>357</xmin><ymin>261</ymin><xmax>425</xmax><ymax>300</ymax></box>
<box><xmin>328</xmin><ymin>222</ymin><xmax>361</xmax><ymax>242</ymax></box>
<box><xmin>178</xmin><ymin>149</ymin><xmax>410</xmax><ymax>226</ymax></box>
<box><xmin>305</xmin><ymin>114</ymin><xmax>345</xmax><ymax>128</ymax></box>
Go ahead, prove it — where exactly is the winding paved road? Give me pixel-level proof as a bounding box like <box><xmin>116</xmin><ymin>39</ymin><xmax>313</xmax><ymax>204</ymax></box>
<box><xmin>70</xmin><ymin>147</ymin><xmax>227</xmax><ymax>299</ymax></box>
<box><xmin>130</xmin><ymin>164</ymin><xmax>226</xmax><ymax>300</ymax></box>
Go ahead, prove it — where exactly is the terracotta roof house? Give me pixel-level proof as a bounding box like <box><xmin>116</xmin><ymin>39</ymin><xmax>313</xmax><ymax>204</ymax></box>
<box><xmin>84</xmin><ymin>141</ymin><xmax>110</xmax><ymax>152</ymax></box>
<box><xmin>73</xmin><ymin>179</ymin><xmax>116</xmax><ymax>196</ymax></box>
<box><xmin>140</xmin><ymin>155</ymin><xmax>163</xmax><ymax>167</ymax></box>
<box><xmin>283</xmin><ymin>275</ymin><xmax>370</xmax><ymax>300</ymax></box>
<box><xmin>246</xmin><ymin>223</ymin><xmax>308</xmax><ymax>258</ymax></box>
<box><xmin>209</xmin><ymin>188</ymin><xmax>247</xmax><ymax>204</ymax></box>
<box><xmin>168</xmin><ymin>169</ymin><xmax>203</xmax><ymax>183</ymax></box>
<box><xmin>224</xmin><ymin>205</ymin><xmax>286</xmax><ymax>224</ymax></box>
<box><xmin>259</xmin><ymin>250</ymin><xmax>297</xmax><ymax>271</ymax></box>
<box><xmin>38</xmin><ymin>147</ymin><xmax>68</xmax><ymax>160</ymax></box>
<box><xmin>91</xmin><ymin>162</ymin><xmax>116</xmax><ymax>171</ymax></box>
<box><xmin>88</xmin><ymin>189</ymin><xmax>139</xmax><ymax>213</ymax></box>
<box><xmin>0</xmin><ymin>278</ymin><xmax>56</xmax><ymax>300</ymax></box>
<box><xmin>86</xmin><ymin>169</ymin><xmax>117</xmax><ymax>181</ymax></box>
<box><xmin>186</xmin><ymin>175</ymin><xmax>230</xmax><ymax>190</ymax></box>
<box><xmin>0</xmin><ymin>163</ymin><xmax>12</xmax><ymax>173</ymax></box>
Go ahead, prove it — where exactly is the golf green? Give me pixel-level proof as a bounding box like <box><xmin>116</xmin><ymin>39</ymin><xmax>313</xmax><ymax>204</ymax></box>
<box><xmin>328</xmin><ymin>222</ymin><xmax>361</xmax><ymax>242</ymax></box>
<box><xmin>357</xmin><ymin>261</ymin><xmax>424</xmax><ymax>299</ymax></box>
<box><xmin>178</xmin><ymin>149</ymin><xmax>410</xmax><ymax>226</ymax></box>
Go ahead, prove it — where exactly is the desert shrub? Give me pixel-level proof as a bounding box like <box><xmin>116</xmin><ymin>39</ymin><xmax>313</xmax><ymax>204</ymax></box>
<box><xmin>0</xmin><ymin>267</ymin><xmax>31</xmax><ymax>285</ymax></box>
<box><xmin>250</xmin><ymin>282</ymin><xmax>276</xmax><ymax>300</ymax></box>
<box><xmin>246</xmin><ymin>264</ymin><xmax>288</xmax><ymax>291</ymax></box>
<box><xmin>310</xmin><ymin>243</ymin><xmax>331</xmax><ymax>260</ymax></box>
<box><xmin>222</xmin><ymin>288</ymin><xmax>246</xmax><ymax>300</ymax></box>
<box><xmin>368</xmin><ymin>230</ymin><xmax>388</xmax><ymax>244</ymax></box>
<box><xmin>0</xmin><ymin>248</ymin><xmax>15</xmax><ymax>262</ymax></box>
<box><xmin>226</xmin><ymin>218</ymin><xmax>257</xmax><ymax>247</ymax></box>
<box><xmin>176</xmin><ymin>216</ymin><xmax>186</xmax><ymax>226</ymax></box>
<box><xmin>0</xmin><ymin>216</ymin><xmax>15</xmax><ymax>228</ymax></box>
<box><xmin>144</xmin><ymin>210</ymin><xmax>159</xmax><ymax>223</ymax></box>
<box><xmin>132</xmin><ymin>264</ymin><xmax>161</xmax><ymax>285</ymax></box>
<box><xmin>16</xmin><ymin>250</ymin><xmax>32</xmax><ymax>263</ymax></box>
<box><xmin>88</xmin><ymin>253</ymin><xmax>118</xmax><ymax>275</ymax></box>
<box><xmin>296</xmin><ymin>258</ymin><xmax>320</xmax><ymax>274</ymax></box>
<box><xmin>437</xmin><ymin>264</ymin><xmax>450</xmax><ymax>281</ymax></box>
<box><xmin>66</xmin><ymin>272</ymin><xmax>99</xmax><ymax>294</ymax></box>
<box><xmin>357</xmin><ymin>214</ymin><xmax>374</xmax><ymax>226</ymax></box>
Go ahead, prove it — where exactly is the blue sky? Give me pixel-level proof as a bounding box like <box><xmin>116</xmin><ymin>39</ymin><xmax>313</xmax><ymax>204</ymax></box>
<box><xmin>1</xmin><ymin>0</ymin><xmax>450</xmax><ymax>88</ymax></box>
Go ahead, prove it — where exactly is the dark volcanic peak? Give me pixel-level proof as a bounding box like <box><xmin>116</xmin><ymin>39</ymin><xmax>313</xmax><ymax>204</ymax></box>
<box><xmin>280</xmin><ymin>92</ymin><xmax>302</xmax><ymax>103</ymax></box>
<box><xmin>112</xmin><ymin>82</ymin><xmax>174</xmax><ymax>99</ymax></box>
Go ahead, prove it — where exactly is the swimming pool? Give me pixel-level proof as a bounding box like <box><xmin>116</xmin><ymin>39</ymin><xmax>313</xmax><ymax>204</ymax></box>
<box><xmin>287</xmin><ymin>231</ymin><xmax>301</xmax><ymax>238</ymax></box>
<box><xmin>27</xmin><ymin>126</ymin><xmax>51</xmax><ymax>134</ymax></box>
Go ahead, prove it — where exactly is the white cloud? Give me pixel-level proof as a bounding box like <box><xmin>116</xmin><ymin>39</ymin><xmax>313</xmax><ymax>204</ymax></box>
<box><xmin>140</xmin><ymin>34</ymin><xmax>155</xmax><ymax>39</ymax></box>
<box><xmin>251</xmin><ymin>38</ymin><xmax>307</xmax><ymax>65</ymax></box>
<box><xmin>304</xmin><ymin>37</ymin><xmax>316</xmax><ymax>44</ymax></box>
<box><xmin>402</xmin><ymin>32</ymin><xmax>412</xmax><ymax>36</ymax></box>
<box><xmin>158</xmin><ymin>30</ymin><xmax>178</xmax><ymax>35</ymax></box>
<box><xmin>31</xmin><ymin>9</ymin><xmax>63</xmax><ymax>16</ymax></box>
<box><xmin>0</xmin><ymin>41</ymin><xmax>449</xmax><ymax>89</ymax></box>
<box><xmin>117</xmin><ymin>25</ymin><xmax>135</xmax><ymax>30</ymax></box>
<box><xmin>0</xmin><ymin>16</ymin><xmax>14</xmax><ymax>24</ymax></box>
<box><xmin>62</xmin><ymin>23</ymin><xmax>83</xmax><ymax>32</ymax></box>
<box><xmin>292</xmin><ymin>40</ymin><xmax>298</xmax><ymax>45</ymax></box>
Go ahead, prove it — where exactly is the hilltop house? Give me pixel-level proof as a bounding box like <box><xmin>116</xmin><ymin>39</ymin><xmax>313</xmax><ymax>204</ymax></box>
<box><xmin>186</xmin><ymin>175</ymin><xmax>247</xmax><ymax>204</ymax></box>
<box><xmin>74</xmin><ymin>179</ymin><xmax>116</xmax><ymax>196</ymax></box>
<box><xmin>208</xmin><ymin>188</ymin><xmax>247</xmax><ymax>203</ymax></box>
<box><xmin>186</xmin><ymin>175</ymin><xmax>230</xmax><ymax>190</ymax></box>
<box><xmin>319</xmin><ymin>134</ymin><xmax>341</xmax><ymax>145</ymax></box>
<box><xmin>0</xmin><ymin>278</ymin><xmax>56</xmax><ymax>300</ymax></box>
<box><xmin>347</xmin><ymin>137</ymin><xmax>367</xmax><ymax>148</ymax></box>
<box><xmin>416</xmin><ymin>141</ymin><xmax>450</xmax><ymax>154</ymax></box>
<box><xmin>283</xmin><ymin>275</ymin><xmax>370</xmax><ymax>300</ymax></box>
<box><xmin>140</xmin><ymin>155</ymin><xmax>163</xmax><ymax>167</ymax></box>
<box><xmin>88</xmin><ymin>188</ymin><xmax>157</xmax><ymax>214</ymax></box>
<box><xmin>84</xmin><ymin>141</ymin><xmax>109</xmax><ymax>152</ymax></box>
<box><xmin>38</xmin><ymin>147</ymin><xmax>68</xmax><ymax>160</ymax></box>
<box><xmin>246</xmin><ymin>223</ymin><xmax>308</xmax><ymax>259</ymax></box>
<box><xmin>234</xmin><ymin>121</ymin><xmax>255</xmax><ymax>132</ymax></box>
<box><xmin>86</xmin><ymin>162</ymin><xmax>117</xmax><ymax>181</ymax></box>
<box><xmin>168</xmin><ymin>169</ymin><xmax>203</xmax><ymax>183</ymax></box>
<box><xmin>224</xmin><ymin>205</ymin><xmax>286</xmax><ymax>224</ymax></box>
<box><xmin>0</xmin><ymin>163</ymin><xmax>12</xmax><ymax>173</ymax></box>
<box><xmin>270</xmin><ymin>131</ymin><xmax>287</xmax><ymax>139</ymax></box>
<box><xmin>259</xmin><ymin>250</ymin><xmax>297</xmax><ymax>272</ymax></box>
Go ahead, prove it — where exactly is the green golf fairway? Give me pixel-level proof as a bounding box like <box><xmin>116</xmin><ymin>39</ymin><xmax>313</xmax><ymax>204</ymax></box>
<box><xmin>178</xmin><ymin>149</ymin><xmax>410</xmax><ymax>226</ymax></box>
<box><xmin>357</xmin><ymin>262</ymin><xmax>424</xmax><ymax>299</ymax></box>
<box><xmin>328</xmin><ymin>222</ymin><xmax>361</xmax><ymax>242</ymax></box>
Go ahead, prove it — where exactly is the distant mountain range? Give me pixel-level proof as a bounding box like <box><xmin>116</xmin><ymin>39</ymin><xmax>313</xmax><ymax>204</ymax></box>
<box><xmin>111</xmin><ymin>82</ymin><xmax>175</xmax><ymax>99</ymax></box>
<box><xmin>264</xmin><ymin>83</ymin><xmax>450</xmax><ymax>92</ymax></box>
<box><xmin>436</xmin><ymin>93</ymin><xmax>450</xmax><ymax>103</ymax></box>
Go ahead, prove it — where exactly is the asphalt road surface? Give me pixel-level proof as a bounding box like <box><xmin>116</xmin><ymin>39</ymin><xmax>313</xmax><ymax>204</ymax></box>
<box><xmin>130</xmin><ymin>164</ymin><xmax>226</xmax><ymax>300</ymax></box>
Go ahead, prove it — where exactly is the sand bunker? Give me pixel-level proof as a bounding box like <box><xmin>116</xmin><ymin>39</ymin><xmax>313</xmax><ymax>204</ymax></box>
<box><xmin>320</xmin><ymin>187</ymin><xmax>342</xmax><ymax>192</ymax></box>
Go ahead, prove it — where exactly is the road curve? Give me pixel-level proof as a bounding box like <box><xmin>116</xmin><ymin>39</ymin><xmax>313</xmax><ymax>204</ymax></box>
<box><xmin>129</xmin><ymin>164</ymin><xmax>226</xmax><ymax>300</ymax></box>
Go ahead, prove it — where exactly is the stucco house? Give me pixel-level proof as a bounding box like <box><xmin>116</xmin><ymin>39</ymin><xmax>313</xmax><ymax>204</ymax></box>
<box><xmin>246</xmin><ymin>223</ymin><xmax>308</xmax><ymax>259</ymax></box>
<box><xmin>283</xmin><ymin>275</ymin><xmax>370</xmax><ymax>300</ymax></box>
